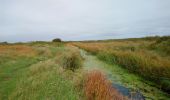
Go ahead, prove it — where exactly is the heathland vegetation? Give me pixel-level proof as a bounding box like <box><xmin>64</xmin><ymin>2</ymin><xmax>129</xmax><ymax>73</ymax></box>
<box><xmin>0</xmin><ymin>41</ymin><xmax>129</xmax><ymax>100</ymax></box>
<box><xmin>0</xmin><ymin>36</ymin><xmax>170</xmax><ymax>99</ymax></box>
<box><xmin>72</xmin><ymin>36</ymin><xmax>170</xmax><ymax>94</ymax></box>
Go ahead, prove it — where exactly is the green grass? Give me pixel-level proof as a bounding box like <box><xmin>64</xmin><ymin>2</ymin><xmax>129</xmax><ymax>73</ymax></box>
<box><xmin>0</xmin><ymin>43</ymin><xmax>83</xmax><ymax>100</ymax></box>
<box><xmin>9</xmin><ymin>59</ymin><xmax>79</xmax><ymax>100</ymax></box>
<box><xmin>0</xmin><ymin>57</ymin><xmax>40</xmax><ymax>99</ymax></box>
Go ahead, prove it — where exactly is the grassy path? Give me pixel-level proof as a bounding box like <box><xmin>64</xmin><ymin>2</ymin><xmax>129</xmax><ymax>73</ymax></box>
<box><xmin>0</xmin><ymin>44</ymin><xmax>80</xmax><ymax>100</ymax></box>
<box><xmin>80</xmin><ymin>49</ymin><xmax>170</xmax><ymax>100</ymax></box>
<box><xmin>8</xmin><ymin>57</ymin><xmax>79</xmax><ymax>100</ymax></box>
<box><xmin>0</xmin><ymin>57</ymin><xmax>42</xmax><ymax>99</ymax></box>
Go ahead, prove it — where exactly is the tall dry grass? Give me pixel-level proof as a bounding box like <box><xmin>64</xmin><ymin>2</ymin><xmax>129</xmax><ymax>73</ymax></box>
<box><xmin>0</xmin><ymin>45</ymin><xmax>38</xmax><ymax>57</ymax></box>
<box><xmin>84</xmin><ymin>70</ymin><xmax>127</xmax><ymax>100</ymax></box>
<box><xmin>72</xmin><ymin>38</ymin><xmax>170</xmax><ymax>93</ymax></box>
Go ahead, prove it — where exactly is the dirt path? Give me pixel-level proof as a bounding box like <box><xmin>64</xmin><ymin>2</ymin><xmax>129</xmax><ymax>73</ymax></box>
<box><xmin>79</xmin><ymin>49</ymin><xmax>169</xmax><ymax>100</ymax></box>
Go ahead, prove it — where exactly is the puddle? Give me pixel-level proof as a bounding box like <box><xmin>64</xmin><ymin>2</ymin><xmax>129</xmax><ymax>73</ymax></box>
<box><xmin>112</xmin><ymin>83</ymin><xmax>145</xmax><ymax>100</ymax></box>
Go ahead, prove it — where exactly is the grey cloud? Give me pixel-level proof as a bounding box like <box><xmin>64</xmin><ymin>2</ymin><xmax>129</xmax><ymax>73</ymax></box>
<box><xmin>0</xmin><ymin>0</ymin><xmax>170</xmax><ymax>42</ymax></box>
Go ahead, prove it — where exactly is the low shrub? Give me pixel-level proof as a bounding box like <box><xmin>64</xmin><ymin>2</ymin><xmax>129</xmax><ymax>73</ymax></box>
<box><xmin>84</xmin><ymin>70</ymin><xmax>126</xmax><ymax>100</ymax></box>
<box><xmin>61</xmin><ymin>49</ymin><xmax>83</xmax><ymax>71</ymax></box>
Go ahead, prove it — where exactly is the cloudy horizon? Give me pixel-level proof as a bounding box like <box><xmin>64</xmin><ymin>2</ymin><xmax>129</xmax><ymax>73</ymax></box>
<box><xmin>1</xmin><ymin>0</ymin><xmax>170</xmax><ymax>42</ymax></box>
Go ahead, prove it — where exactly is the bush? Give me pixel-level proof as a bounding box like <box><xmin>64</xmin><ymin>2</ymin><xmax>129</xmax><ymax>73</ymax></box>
<box><xmin>84</xmin><ymin>70</ymin><xmax>125</xmax><ymax>100</ymax></box>
<box><xmin>61</xmin><ymin>49</ymin><xmax>82</xmax><ymax>71</ymax></box>
<box><xmin>52</xmin><ymin>38</ymin><xmax>62</xmax><ymax>42</ymax></box>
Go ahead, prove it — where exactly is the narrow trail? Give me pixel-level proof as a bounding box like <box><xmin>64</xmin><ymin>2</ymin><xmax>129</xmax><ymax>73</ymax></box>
<box><xmin>79</xmin><ymin>49</ymin><xmax>170</xmax><ymax>100</ymax></box>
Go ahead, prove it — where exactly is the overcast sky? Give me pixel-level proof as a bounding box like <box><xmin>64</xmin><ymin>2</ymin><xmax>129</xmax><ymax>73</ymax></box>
<box><xmin>0</xmin><ymin>0</ymin><xmax>170</xmax><ymax>42</ymax></box>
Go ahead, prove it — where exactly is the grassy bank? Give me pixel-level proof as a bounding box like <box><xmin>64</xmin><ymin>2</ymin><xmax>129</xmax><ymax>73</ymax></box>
<box><xmin>72</xmin><ymin>36</ymin><xmax>170</xmax><ymax>94</ymax></box>
<box><xmin>0</xmin><ymin>42</ymin><xmax>82</xmax><ymax>99</ymax></box>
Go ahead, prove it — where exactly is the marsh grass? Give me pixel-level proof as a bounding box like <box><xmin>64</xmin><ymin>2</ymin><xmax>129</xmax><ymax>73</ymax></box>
<box><xmin>97</xmin><ymin>51</ymin><xmax>170</xmax><ymax>91</ymax></box>
<box><xmin>60</xmin><ymin>47</ymin><xmax>83</xmax><ymax>71</ymax></box>
<box><xmin>9</xmin><ymin>59</ymin><xmax>79</xmax><ymax>100</ymax></box>
<box><xmin>0</xmin><ymin>57</ymin><xmax>40</xmax><ymax>99</ymax></box>
<box><xmin>84</xmin><ymin>70</ymin><xmax>126</xmax><ymax>100</ymax></box>
<box><xmin>0</xmin><ymin>43</ymin><xmax>79</xmax><ymax>99</ymax></box>
<box><xmin>72</xmin><ymin>36</ymin><xmax>170</xmax><ymax>93</ymax></box>
<box><xmin>149</xmin><ymin>36</ymin><xmax>170</xmax><ymax>55</ymax></box>
<box><xmin>0</xmin><ymin>45</ymin><xmax>42</xmax><ymax>99</ymax></box>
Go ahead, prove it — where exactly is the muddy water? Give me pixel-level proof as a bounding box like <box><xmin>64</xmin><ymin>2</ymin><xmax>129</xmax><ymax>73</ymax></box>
<box><xmin>112</xmin><ymin>83</ymin><xmax>145</xmax><ymax>100</ymax></box>
<box><xmin>80</xmin><ymin>49</ymin><xmax>170</xmax><ymax>100</ymax></box>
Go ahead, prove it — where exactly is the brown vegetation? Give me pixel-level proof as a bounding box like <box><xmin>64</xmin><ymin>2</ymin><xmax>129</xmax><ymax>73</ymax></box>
<box><xmin>84</xmin><ymin>70</ymin><xmax>126</xmax><ymax>100</ymax></box>
<box><xmin>0</xmin><ymin>45</ymin><xmax>37</xmax><ymax>57</ymax></box>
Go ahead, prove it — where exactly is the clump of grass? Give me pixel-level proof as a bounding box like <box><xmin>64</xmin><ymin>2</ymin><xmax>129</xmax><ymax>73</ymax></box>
<box><xmin>61</xmin><ymin>48</ymin><xmax>83</xmax><ymax>71</ymax></box>
<box><xmin>84</xmin><ymin>70</ymin><xmax>126</xmax><ymax>100</ymax></box>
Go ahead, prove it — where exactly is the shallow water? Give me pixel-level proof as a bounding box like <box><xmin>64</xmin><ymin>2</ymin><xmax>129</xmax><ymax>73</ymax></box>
<box><xmin>112</xmin><ymin>83</ymin><xmax>145</xmax><ymax>100</ymax></box>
